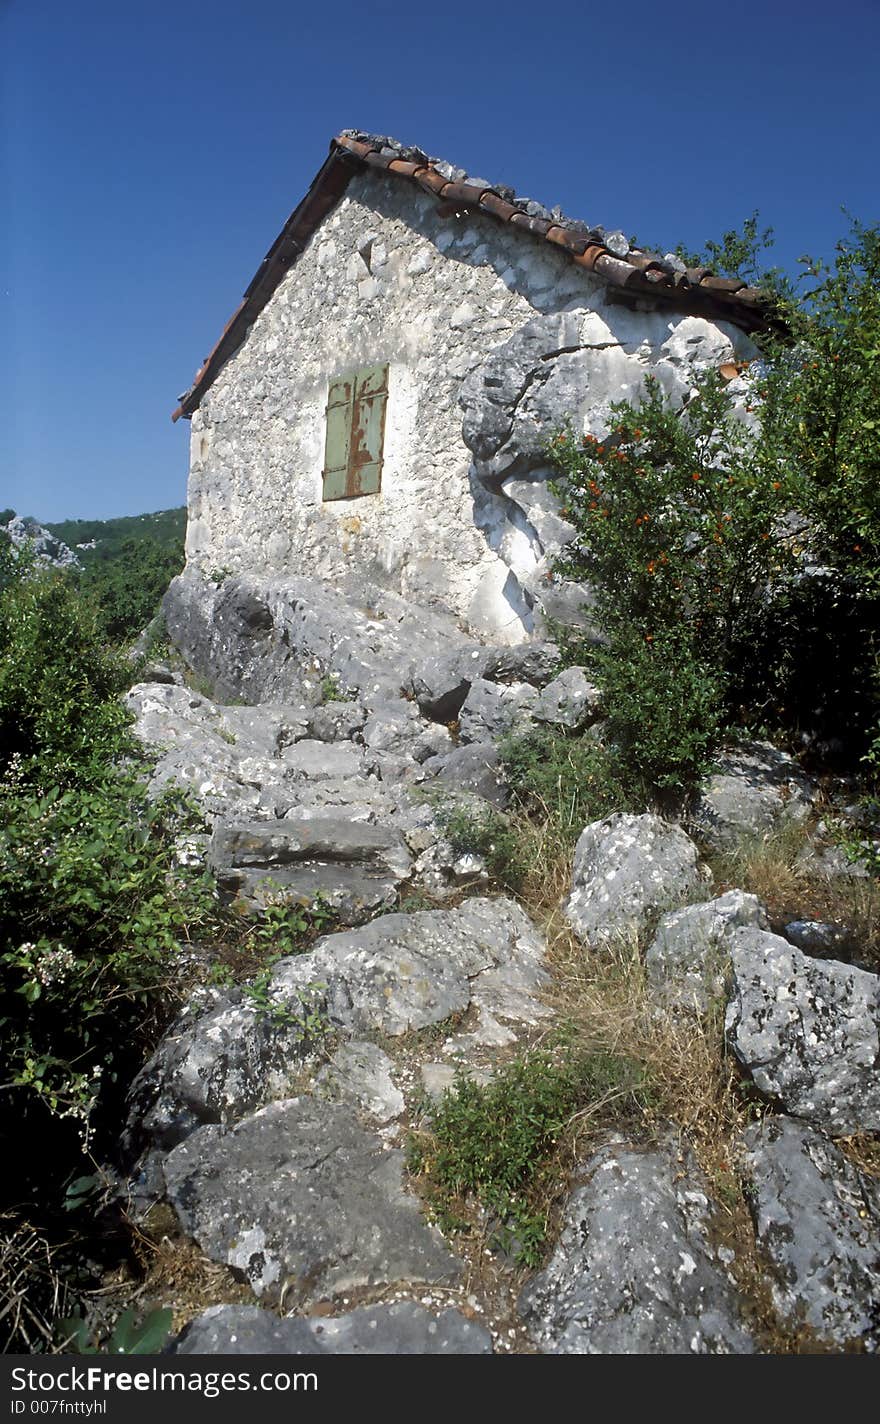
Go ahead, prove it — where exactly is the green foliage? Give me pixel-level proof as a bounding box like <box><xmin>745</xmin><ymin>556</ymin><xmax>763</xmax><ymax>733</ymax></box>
<box><xmin>59</xmin><ymin>1306</ymin><xmax>173</xmax><ymax>1355</ymax></box>
<box><xmin>433</xmin><ymin>797</ymin><xmax>527</xmax><ymax>892</ymax></box>
<box><xmin>673</xmin><ymin>210</ymin><xmax>794</xmax><ymax>306</ymax></box>
<box><xmin>45</xmin><ymin>508</ymin><xmax>185</xmax><ymax>561</ymax></box>
<box><xmin>0</xmin><ymin>772</ymin><xmax>216</xmax><ymax>1139</ymax></box>
<box><xmin>0</xmin><ymin>555</ymin><xmax>133</xmax><ymax>784</ymax></box>
<box><xmin>747</xmin><ymin>220</ymin><xmax>880</xmax><ymax>759</ymax></box>
<box><xmin>0</xmin><ymin>546</ymin><xmax>216</xmax><ymax>1176</ymax></box>
<box><xmin>548</xmin><ymin>368</ymin><xmax>796</xmax><ymax>796</ymax></box>
<box><xmin>76</xmin><ymin>537</ymin><xmax>184</xmax><ymax>644</ymax></box>
<box><xmin>499</xmin><ymin>725</ymin><xmax>632</xmax><ymax>834</ymax></box>
<box><xmin>595</xmin><ymin>627</ymin><xmax>724</xmax><ymax>799</ymax></box>
<box><xmin>408</xmin><ymin>1045</ymin><xmax>649</xmax><ymax>1265</ymax></box>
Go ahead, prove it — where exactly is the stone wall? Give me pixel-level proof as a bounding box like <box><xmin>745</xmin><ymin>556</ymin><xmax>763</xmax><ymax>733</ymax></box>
<box><xmin>185</xmin><ymin>169</ymin><xmax>756</xmax><ymax>642</ymax></box>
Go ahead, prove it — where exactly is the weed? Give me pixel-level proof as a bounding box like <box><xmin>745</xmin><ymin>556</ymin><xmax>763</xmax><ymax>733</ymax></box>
<box><xmin>58</xmin><ymin>1305</ymin><xmax>173</xmax><ymax>1355</ymax></box>
<box><xmin>434</xmin><ymin>798</ymin><xmax>527</xmax><ymax>892</ymax></box>
<box><xmin>499</xmin><ymin>725</ymin><xmax>634</xmax><ymax>836</ymax></box>
<box><xmin>407</xmin><ymin>1041</ymin><xmax>650</xmax><ymax>1266</ymax></box>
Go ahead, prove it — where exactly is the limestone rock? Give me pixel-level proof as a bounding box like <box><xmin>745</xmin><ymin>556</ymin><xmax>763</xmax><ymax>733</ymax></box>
<box><xmin>421</xmin><ymin>742</ymin><xmax>509</xmax><ymax>807</ymax></box>
<box><xmin>783</xmin><ymin>919</ymin><xmax>854</xmax><ymax>958</ymax></box>
<box><xmin>483</xmin><ymin>641</ymin><xmax>560</xmax><ymax>688</ymax></box>
<box><xmin>208</xmin><ymin>813</ymin><xmax>411</xmax><ymax>921</ymax></box>
<box><xmin>162</xmin><ymin>569</ymin><xmax>484</xmax><ymax>712</ymax></box>
<box><xmin>124</xmin><ymin>982</ymin><xmax>326</xmax><ymax>1152</ymax></box>
<box><xmin>532</xmin><ymin>666</ymin><xmax>601</xmax><ymax>730</ymax></box>
<box><xmin>742</xmin><ymin>1116</ymin><xmax>880</xmax><ymax>1351</ymax></box>
<box><xmin>173</xmin><ymin>1301</ymin><xmax>493</xmax><ymax>1354</ymax></box>
<box><xmin>566</xmin><ymin>813</ymin><xmax>705</xmax><ymax>946</ymax></box>
<box><xmin>163</xmin><ymin>1097</ymin><xmax>462</xmax><ymax>1308</ymax></box>
<box><xmin>692</xmin><ymin>740</ymin><xmax>813</xmax><ymax>852</ymax></box>
<box><xmin>518</xmin><ymin>1140</ymin><xmax>753</xmax><ymax>1354</ymax></box>
<box><xmin>726</xmin><ymin>926</ymin><xmax>880</xmax><ymax>1133</ymax></box>
<box><xmin>457</xmin><ymin>679</ymin><xmax>537</xmax><ymax>744</ymax></box>
<box><xmin>646</xmin><ymin>891</ymin><xmax>767</xmax><ymax>1014</ymax></box>
<box><xmin>306</xmin><ymin>700</ymin><xmax>366</xmax><ymax>742</ymax></box>
<box><xmin>315</xmin><ymin>1040</ymin><xmax>404</xmax><ymax>1122</ymax></box>
<box><xmin>271</xmin><ymin>895</ymin><xmax>550</xmax><ymax>1040</ymax></box>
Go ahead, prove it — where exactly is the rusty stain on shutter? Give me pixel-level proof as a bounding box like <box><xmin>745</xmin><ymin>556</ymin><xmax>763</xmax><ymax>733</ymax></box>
<box><xmin>322</xmin><ymin>365</ymin><xmax>388</xmax><ymax>501</ymax></box>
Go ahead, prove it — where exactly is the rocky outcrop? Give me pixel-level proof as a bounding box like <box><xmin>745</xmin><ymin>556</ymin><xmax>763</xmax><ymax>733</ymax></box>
<box><xmin>2</xmin><ymin>514</ymin><xmax>81</xmax><ymax>570</ymax></box>
<box><xmin>726</xmin><ymin>927</ymin><xmax>880</xmax><ymax>1133</ymax></box>
<box><xmin>459</xmin><ymin>307</ymin><xmax>751</xmax><ymax>631</ymax></box>
<box><xmin>518</xmin><ymin>1139</ymin><xmax>753</xmax><ymax>1354</ymax></box>
<box><xmin>163</xmin><ymin>1097</ymin><xmax>462</xmax><ymax>1308</ymax></box>
<box><xmin>173</xmin><ymin>1301</ymin><xmax>493</xmax><ymax>1354</ymax></box>
<box><xmin>126</xmin><ymin>896</ymin><xmax>550</xmax><ymax>1154</ymax></box>
<box><xmin>566</xmin><ymin>813</ymin><xmax>706</xmax><ymax>946</ymax></box>
<box><xmin>123</xmin><ymin>569</ymin><xmax>880</xmax><ymax>1356</ymax></box>
<box><xmin>646</xmin><ymin>891</ymin><xmax>768</xmax><ymax>1014</ymax></box>
<box><xmin>691</xmin><ymin>740</ymin><xmax>814</xmax><ymax>852</ymax></box>
<box><xmin>162</xmin><ymin>569</ymin><xmax>489</xmax><ymax>714</ymax></box>
<box><xmin>742</xmin><ymin>1117</ymin><xmax>880</xmax><ymax>1351</ymax></box>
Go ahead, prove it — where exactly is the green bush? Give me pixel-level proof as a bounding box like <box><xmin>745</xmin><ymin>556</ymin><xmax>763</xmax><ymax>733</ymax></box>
<box><xmin>0</xmin><ymin>548</ymin><xmax>215</xmax><ymax>1192</ymax></box>
<box><xmin>547</xmin><ymin>217</ymin><xmax>880</xmax><ymax>789</ymax></box>
<box><xmin>595</xmin><ymin>627</ymin><xmax>724</xmax><ymax>800</ymax></box>
<box><xmin>0</xmin><ymin>773</ymin><xmax>215</xmax><ymax>1145</ymax></box>
<box><xmin>408</xmin><ymin>1045</ymin><xmax>649</xmax><ymax>1264</ymax></box>
<box><xmin>434</xmin><ymin>798</ymin><xmax>527</xmax><ymax>892</ymax></box>
<box><xmin>499</xmin><ymin>725</ymin><xmax>632</xmax><ymax>834</ymax></box>
<box><xmin>753</xmin><ymin>220</ymin><xmax>880</xmax><ymax>761</ymax></box>
<box><xmin>75</xmin><ymin>537</ymin><xmax>184</xmax><ymax>645</ymax></box>
<box><xmin>0</xmin><ymin>551</ymin><xmax>132</xmax><ymax>783</ymax></box>
<box><xmin>548</xmin><ymin>368</ymin><xmax>795</xmax><ymax>797</ymax></box>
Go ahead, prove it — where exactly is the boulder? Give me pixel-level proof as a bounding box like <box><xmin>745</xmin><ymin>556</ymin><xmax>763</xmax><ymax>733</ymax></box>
<box><xmin>742</xmin><ymin>1116</ymin><xmax>880</xmax><ymax>1351</ymax></box>
<box><xmin>128</xmin><ymin>897</ymin><xmax>549</xmax><ymax>1152</ymax></box>
<box><xmin>163</xmin><ymin>569</ymin><xmax>485</xmax><ymax>712</ymax></box>
<box><xmin>646</xmin><ymin>891</ymin><xmax>767</xmax><ymax>1014</ymax></box>
<box><xmin>692</xmin><ymin>740</ymin><xmax>814</xmax><ymax>852</ymax></box>
<box><xmin>124</xmin><ymin>981</ymin><xmax>326</xmax><ymax>1153</ymax></box>
<box><xmin>783</xmin><ymin>919</ymin><xmax>854</xmax><ymax>959</ymax></box>
<box><xmin>565</xmin><ymin>813</ymin><xmax>705</xmax><ymax>946</ymax></box>
<box><xmin>483</xmin><ymin>641</ymin><xmax>560</xmax><ymax>688</ymax></box>
<box><xmin>457</xmin><ymin>679</ymin><xmax>537</xmax><ymax>745</ymax></box>
<box><xmin>270</xmin><ymin>896</ymin><xmax>550</xmax><ymax>1041</ymax></box>
<box><xmin>306</xmin><ymin>700</ymin><xmax>366</xmax><ymax>742</ymax></box>
<box><xmin>125</xmin><ymin>682</ymin><xmax>311</xmax><ymax>818</ymax></box>
<box><xmin>518</xmin><ymin>1140</ymin><xmax>753</xmax><ymax>1354</ymax></box>
<box><xmin>208</xmin><ymin>814</ymin><xmax>411</xmax><ymax>921</ymax></box>
<box><xmin>173</xmin><ymin>1301</ymin><xmax>493</xmax><ymax>1354</ymax></box>
<box><xmin>314</xmin><ymin>1041</ymin><xmax>404</xmax><ymax>1123</ymax></box>
<box><xmin>532</xmin><ymin>667</ymin><xmax>601</xmax><ymax>730</ymax></box>
<box><xmin>163</xmin><ymin>1097</ymin><xmax>462</xmax><ymax>1308</ymax></box>
<box><xmin>421</xmin><ymin>743</ymin><xmax>509</xmax><ymax>808</ymax></box>
<box><xmin>726</xmin><ymin>926</ymin><xmax>880</xmax><ymax>1133</ymax></box>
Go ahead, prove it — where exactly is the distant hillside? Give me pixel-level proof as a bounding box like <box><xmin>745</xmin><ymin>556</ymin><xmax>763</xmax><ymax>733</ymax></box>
<box><xmin>44</xmin><ymin>507</ymin><xmax>186</xmax><ymax>564</ymax></box>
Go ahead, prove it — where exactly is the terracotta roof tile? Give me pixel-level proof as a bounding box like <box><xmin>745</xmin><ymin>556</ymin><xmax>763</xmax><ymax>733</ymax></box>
<box><xmin>173</xmin><ymin>130</ymin><xmax>782</xmax><ymax>421</ymax></box>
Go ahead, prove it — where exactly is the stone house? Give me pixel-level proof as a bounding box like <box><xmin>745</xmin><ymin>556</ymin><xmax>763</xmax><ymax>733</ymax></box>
<box><xmin>173</xmin><ymin>130</ymin><xmax>771</xmax><ymax>645</ymax></box>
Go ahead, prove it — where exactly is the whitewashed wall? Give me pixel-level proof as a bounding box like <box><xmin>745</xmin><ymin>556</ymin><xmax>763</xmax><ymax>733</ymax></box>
<box><xmin>185</xmin><ymin>169</ymin><xmax>754</xmax><ymax>642</ymax></box>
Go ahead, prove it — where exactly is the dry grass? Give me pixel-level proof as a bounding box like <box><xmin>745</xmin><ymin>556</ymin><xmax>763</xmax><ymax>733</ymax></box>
<box><xmin>0</xmin><ymin>1214</ymin><xmax>75</xmax><ymax>1353</ymax></box>
<box><xmin>506</xmin><ymin>837</ymin><xmax>833</xmax><ymax>1352</ymax></box>
<box><xmin>708</xmin><ymin>819</ymin><xmax>880</xmax><ymax>969</ymax></box>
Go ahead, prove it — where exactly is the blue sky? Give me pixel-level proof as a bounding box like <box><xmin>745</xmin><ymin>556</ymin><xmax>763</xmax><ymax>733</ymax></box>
<box><xmin>2</xmin><ymin>0</ymin><xmax>879</xmax><ymax>522</ymax></box>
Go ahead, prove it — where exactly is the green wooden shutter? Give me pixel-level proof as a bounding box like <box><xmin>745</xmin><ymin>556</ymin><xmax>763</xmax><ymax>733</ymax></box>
<box><xmin>323</xmin><ymin>375</ymin><xmax>355</xmax><ymax>502</ymax></box>
<box><xmin>322</xmin><ymin>365</ymin><xmax>388</xmax><ymax>501</ymax></box>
